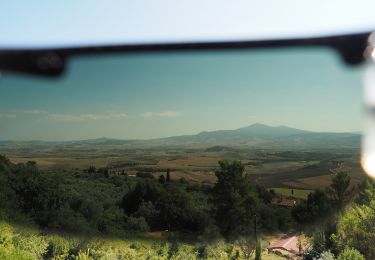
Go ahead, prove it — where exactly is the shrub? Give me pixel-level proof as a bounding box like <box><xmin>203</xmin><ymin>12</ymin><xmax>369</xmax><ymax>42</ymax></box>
<box><xmin>156</xmin><ymin>242</ymin><xmax>169</xmax><ymax>257</ymax></box>
<box><xmin>124</xmin><ymin>216</ymin><xmax>150</xmax><ymax>232</ymax></box>
<box><xmin>199</xmin><ymin>223</ymin><xmax>222</xmax><ymax>243</ymax></box>
<box><xmin>195</xmin><ymin>244</ymin><xmax>207</xmax><ymax>258</ymax></box>
<box><xmin>320</xmin><ymin>250</ymin><xmax>335</xmax><ymax>260</ymax></box>
<box><xmin>42</xmin><ymin>235</ymin><xmax>80</xmax><ymax>260</ymax></box>
<box><xmin>75</xmin><ymin>250</ymin><xmax>92</xmax><ymax>260</ymax></box>
<box><xmin>204</xmin><ymin>241</ymin><xmax>231</xmax><ymax>259</ymax></box>
<box><xmin>0</xmin><ymin>222</ymin><xmax>14</xmax><ymax>246</ymax></box>
<box><xmin>0</xmin><ymin>245</ymin><xmax>33</xmax><ymax>260</ymax></box>
<box><xmin>168</xmin><ymin>240</ymin><xmax>179</xmax><ymax>259</ymax></box>
<box><xmin>337</xmin><ymin>247</ymin><xmax>365</xmax><ymax>260</ymax></box>
<box><xmin>13</xmin><ymin>233</ymin><xmax>48</xmax><ymax>259</ymax></box>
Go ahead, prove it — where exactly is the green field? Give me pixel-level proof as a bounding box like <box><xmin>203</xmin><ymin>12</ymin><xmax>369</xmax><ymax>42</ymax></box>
<box><xmin>270</xmin><ymin>188</ymin><xmax>312</xmax><ymax>199</ymax></box>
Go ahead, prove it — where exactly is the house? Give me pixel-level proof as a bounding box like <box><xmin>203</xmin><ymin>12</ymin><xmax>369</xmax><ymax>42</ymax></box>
<box><xmin>268</xmin><ymin>234</ymin><xmax>299</xmax><ymax>255</ymax></box>
<box><xmin>271</xmin><ymin>197</ymin><xmax>296</xmax><ymax>208</ymax></box>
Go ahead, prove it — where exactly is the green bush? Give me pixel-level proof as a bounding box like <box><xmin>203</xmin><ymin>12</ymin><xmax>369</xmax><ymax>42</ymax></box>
<box><xmin>0</xmin><ymin>245</ymin><xmax>33</xmax><ymax>260</ymax></box>
<box><xmin>169</xmin><ymin>243</ymin><xmax>197</xmax><ymax>260</ymax></box>
<box><xmin>204</xmin><ymin>241</ymin><xmax>232</xmax><ymax>259</ymax></box>
<box><xmin>334</xmin><ymin>198</ymin><xmax>375</xmax><ymax>258</ymax></box>
<box><xmin>75</xmin><ymin>250</ymin><xmax>92</xmax><ymax>260</ymax></box>
<box><xmin>156</xmin><ymin>242</ymin><xmax>169</xmax><ymax>258</ymax></box>
<box><xmin>199</xmin><ymin>223</ymin><xmax>222</xmax><ymax>243</ymax></box>
<box><xmin>42</xmin><ymin>235</ymin><xmax>80</xmax><ymax>259</ymax></box>
<box><xmin>0</xmin><ymin>222</ymin><xmax>14</xmax><ymax>246</ymax></box>
<box><xmin>320</xmin><ymin>251</ymin><xmax>335</xmax><ymax>260</ymax></box>
<box><xmin>337</xmin><ymin>247</ymin><xmax>365</xmax><ymax>260</ymax></box>
<box><xmin>81</xmin><ymin>241</ymin><xmax>119</xmax><ymax>260</ymax></box>
<box><xmin>124</xmin><ymin>215</ymin><xmax>149</xmax><ymax>232</ymax></box>
<box><xmin>13</xmin><ymin>233</ymin><xmax>48</xmax><ymax>259</ymax></box>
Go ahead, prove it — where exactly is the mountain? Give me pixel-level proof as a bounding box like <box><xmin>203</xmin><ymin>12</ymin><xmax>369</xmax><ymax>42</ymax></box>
<box><xmin>197</xmin><ymin>123</ymin><xmax>309</xmax><ymax>139</ymax></box>
<box><xmin>158</xmin><ymin>123</ymin><xmax>360</xmax><ymax>148</ymax></box>
<box><xmin>0</xmin><ymin>124</ymin><xmax>361</xmax><ymax>150</ymax></box>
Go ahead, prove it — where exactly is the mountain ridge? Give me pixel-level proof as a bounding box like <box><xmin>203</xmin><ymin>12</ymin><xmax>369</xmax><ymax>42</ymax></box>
<box><xmin>0</xmin><ymin>123</ymin><xmax>361</xmax><ymax>149</ymax></box>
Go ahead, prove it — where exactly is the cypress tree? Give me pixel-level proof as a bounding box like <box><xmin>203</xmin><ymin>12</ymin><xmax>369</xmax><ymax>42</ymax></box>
<box><xmin>166</xmin><ymin>168</ymin><xmax>171</xmax><ymax>182</ymax></box>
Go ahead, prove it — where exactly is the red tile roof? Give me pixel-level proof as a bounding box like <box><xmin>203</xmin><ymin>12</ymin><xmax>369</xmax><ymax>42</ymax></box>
<box><xmin>271</xmin><ymin>198</ymin><xmax>296</xmax><ymax>207</ymax></box>
<box><xmin>268</xmin><ymin>234</ymin><xmax>299</xmax><ymax>254</ymax></box>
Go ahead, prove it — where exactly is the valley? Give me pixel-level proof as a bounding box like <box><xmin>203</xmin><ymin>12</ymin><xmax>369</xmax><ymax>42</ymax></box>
<box><xmin>0</xmin><ymin>123</ymin><xmax>365</xmax><ymax>191</ymax></box>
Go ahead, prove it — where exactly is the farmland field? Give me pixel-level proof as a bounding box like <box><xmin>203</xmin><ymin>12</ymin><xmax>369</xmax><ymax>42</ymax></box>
<box><xmin>2</xmin><ymin>142</ymin><xmax>366</xmax><ymax>191</ymax></box>
<box><xmin>269</xmin><ymin>188</ymin><xmax>312</xmax><ymax>199</ymax></box>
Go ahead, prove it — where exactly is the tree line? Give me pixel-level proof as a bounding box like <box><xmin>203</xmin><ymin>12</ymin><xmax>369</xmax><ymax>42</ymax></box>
<box><xmin>0</xmin><ymin>155</ymin><xmax>294</xmax><ymax>240</ymax></box>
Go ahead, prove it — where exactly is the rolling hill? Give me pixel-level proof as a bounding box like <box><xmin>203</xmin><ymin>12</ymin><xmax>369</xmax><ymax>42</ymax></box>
<box><xmin>0</xmin><ymin>123</ymin><xmax>361</xmax><ymax>150</ymax></box>
<box><xmin>157</xmin><ymin>123</ymin><xmax>360</xmax><ymax>149</ymax></box>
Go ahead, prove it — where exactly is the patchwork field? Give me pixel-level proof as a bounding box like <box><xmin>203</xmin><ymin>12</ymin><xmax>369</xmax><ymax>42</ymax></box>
<box><xmin>269</xmin><ymin>188</ymin><xmax>313</xmax><ymax>199</ymax></box>
<box><xmin>2</xmin><ymin>144</ymin><xmax>366</xmax><ymax>192</ymax></box>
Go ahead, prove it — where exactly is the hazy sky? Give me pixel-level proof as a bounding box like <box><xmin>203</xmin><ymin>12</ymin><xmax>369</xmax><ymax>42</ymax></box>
<box><xmin>0</xmin><ymin>1</ymin><xmax>372</xmax><ymax>140</ymax></box>
<box><xmin>1</xmin><ymin>0</ymin><xmax>375</xmax><ymax>48</ymax></box>
<box><xmin>0</xmin><ymin>47</ymin><xmax>364</xmax><ymax>141</ymax></box>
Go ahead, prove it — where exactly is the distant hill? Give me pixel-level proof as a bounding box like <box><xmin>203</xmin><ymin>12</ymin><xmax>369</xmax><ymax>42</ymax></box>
<box><xmin>198</xmin><ymin>123</ymin><xmax>309</xmax><ymax>139</ymax></box>
<box><xmin>162</xmin><ymin>123</ymin><xmax>309</xmax><ymax>142</ymax></box>
<box><xmin>0</xmin><ymin>123</ymin><xmax>361</xmax><ymax>150</ymax></box>
<box><xmin>156</xmin><ymin>123</ymin><xmax>360</xmax><ymax>149</ymax></box>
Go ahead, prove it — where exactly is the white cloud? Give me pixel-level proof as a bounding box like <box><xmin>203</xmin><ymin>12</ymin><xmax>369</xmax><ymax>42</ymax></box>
<box><xmin>6</xmin><ymin>108</ymin><xmax>129</xmax><ymax>121</ymax></box>
<box><xmin>15</xmin><ymin>109</ymin><xmax>49</xmax><ymax>114</ymax></box>
<box><xmin>47</xmin><ymin>113</ymin><xmax>128</xmax><ymax>121</ymax></box>
<box><xmin>142</xmin><ymin>111</ymin><xmax>181</xmax><ymax>118</ymax></box>
<box><xmin>0</xmin><ymin>113</ymin><xmax>16</xmax><ymax>118</ymax></box>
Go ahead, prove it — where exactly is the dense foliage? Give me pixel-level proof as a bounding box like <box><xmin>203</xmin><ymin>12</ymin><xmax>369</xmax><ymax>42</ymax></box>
<box><xmin>291</xmin><ymin>172</ymin><xmax>371</xmax><ymax>259</ymax></box>
<box><xmin>330</xmin><ymin>179</ymin><xmax>375</xmax><ymax>259</ymax></box>
<box><xmin>1</xmin><ymin>154</ymin><xmax>374</xmax><ymax>259</ymax></box>
<box><xmin>0</xmin><ymin>220</ymin><xmax>286</xmax><ymax>260</ymax></box>
<box><xmin>0</xmin><ymin>156</ymin><xmax>293</xmax><ymax>241</ymax></box>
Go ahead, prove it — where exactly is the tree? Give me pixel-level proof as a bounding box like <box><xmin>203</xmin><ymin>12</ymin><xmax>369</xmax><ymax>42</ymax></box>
<box><xmin>0</xmin><ymin>155</ymin><xmax>11</xmax><ymax>172</ymax></box>
<box><xmin>327</xmin><ymin>171</ymin><xmax>352</xmax><ymax>209</ymax></box>
<box><xmin>355</xmin><ymin>178</ymin><xmax>375</xmax><ymax>205</ymax></box>
<box><xmin>2</xmin><ymin>161</ymin><xmax>66</xmax><ymax>228</ymax></box>
<box><xmin>333</xmin><ymin>188</ymin><xmax>375</xmax><ymax>258</ymax></box>
<box><xmin>156</xmin><ymin>185</ymin><xmax>209</xmax><ymax>231</ymax></box>
<box><xmin>237</xmin><ymin>237</ymin><xmax>256</xmax><ymax>259</ymax></box>
<box><xmin>121</xmin><ymin>179</ymin><xmax>210</xmax><ymax>232</ymax></box>
<box><xmin>255</xmin><ymin>239</ymin><xmax>262</xmax><ymax>260</ymax></box>
<box><xmin>158</xmin><ymin>175</ymin><xmax>166</xmax><ymax>184</ymax></box>
<box><xmin>292</xmin><ymin>189</ymin><xmax>331</xmax><ymax>223</ymax></box>
<box><xmin>87</xmin><ymin>166</ymin><xmax>96</xmax><ymax>173</ymax></box>
<box><xmin>134</xmin><ymin>201</ymin><xmax>160</xmax><ymax>230</ymax></box>
<box><xmin>213</xmin><ymin>160</ymin><xmax>259</xmax><ymax>238</ymax></box>
<box><xmin>121</xmin><ymin>180</ymin><xmax>161</xmax><ymax>215</ymax></box>
<box><xmin>166</xmin><ymin>169</ymin><xmax>171</xmax><ymax>182</ymax></box>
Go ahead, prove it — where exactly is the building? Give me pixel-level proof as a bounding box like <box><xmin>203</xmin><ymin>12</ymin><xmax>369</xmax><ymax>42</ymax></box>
<box><xmin>271</xmin><ymin>197</ymin><xmax>296</xmax><ymax>208</ymax></box>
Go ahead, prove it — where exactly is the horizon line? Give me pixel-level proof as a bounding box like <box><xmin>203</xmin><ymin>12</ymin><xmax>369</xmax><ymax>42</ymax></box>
<box><xmin>0</xmin><ymin>123</ymin><xmax>362</xmax><ymax>143</ymax></box>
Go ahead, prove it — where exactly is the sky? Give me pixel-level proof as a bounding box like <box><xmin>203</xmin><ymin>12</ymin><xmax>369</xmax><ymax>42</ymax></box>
<box><xmin>0</xmin><ymin>47</ymin><xmax>365</xmax><ymax>141</ymax></box>
<box><xmin>0</xmin><ymin>1</ymin><xmax>372</xmax><ymax>140</ymax></box>
<box><xmin>1</xmin><ymin>0</ymin><xmax>375</xmax><ymax>48</ymax></box>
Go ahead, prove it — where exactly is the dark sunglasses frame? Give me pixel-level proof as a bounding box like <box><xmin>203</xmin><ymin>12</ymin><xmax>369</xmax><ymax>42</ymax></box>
<box><xmin>0</xmin><ymin>32</ymin><xmax>371</xmax><ymax>77</ymax></box>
